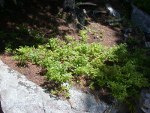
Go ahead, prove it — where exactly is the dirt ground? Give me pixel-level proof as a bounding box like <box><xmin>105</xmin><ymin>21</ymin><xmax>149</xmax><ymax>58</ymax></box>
<box><xmin>0</xmin><ymin>0</ymin><xmax>124</xmax><ymax>90</ymax></box>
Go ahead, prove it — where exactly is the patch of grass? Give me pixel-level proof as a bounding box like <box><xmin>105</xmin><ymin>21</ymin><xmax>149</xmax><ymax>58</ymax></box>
<box><xmin>14</xmin><ymin>32</ymin><xmax>149</xmax><ymax>102</ymax></box>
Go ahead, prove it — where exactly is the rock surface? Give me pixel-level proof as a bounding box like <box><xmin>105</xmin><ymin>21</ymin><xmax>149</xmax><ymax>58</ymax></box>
<box><xmin>139</xmin><ymin>89</ymin><xmax>150</xmax><ymax>113</ymax></box>
<box><xmin>0</xmin><ymin>60</ymin><xmax>110</xmax><ymax>113</ymax></box>
<box><xmin>69</xmin><ymin>88</ymin><xmax>108</xmax><ymax>113</ymax></box>
<box><xmin>131</xmin><ymin>5</ymin><xmax>150</xmax><ymax>33</ymax></box>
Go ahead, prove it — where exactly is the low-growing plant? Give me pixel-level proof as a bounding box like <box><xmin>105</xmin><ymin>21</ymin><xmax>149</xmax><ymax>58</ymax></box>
<box><xmin>79</xmin><ymin>30</ymin><xmax>88</xmax><ymax>42</ymax></box>
<box><xmin>14</xmin><ymin>35</ymin><xmax>149</xmax><ymax>103</ymax></box>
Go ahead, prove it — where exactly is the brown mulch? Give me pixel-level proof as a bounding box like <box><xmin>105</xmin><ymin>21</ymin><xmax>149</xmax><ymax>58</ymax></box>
<box><xmin>87</xmin><ymin>22</ymin><xmax>122</xmax><ymax>46</ymax></box>
<box><xmin>0</xmin><ymin>54</ymin><xmax>46</xmax><ymax>86</ymax></box>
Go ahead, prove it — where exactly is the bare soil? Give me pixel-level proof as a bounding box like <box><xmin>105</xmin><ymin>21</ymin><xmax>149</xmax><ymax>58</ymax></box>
<box><xmin>0</xmin><ymin>0</ymin><xmax>124</xmax><ymax>97</ymax></box>
<box><xmin>0</xmin><ymin>53</ymin><xmax>46</xmax><ymax>86</ymax></box>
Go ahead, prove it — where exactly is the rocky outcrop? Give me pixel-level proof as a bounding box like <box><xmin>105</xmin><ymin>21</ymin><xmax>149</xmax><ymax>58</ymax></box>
<box><xmin>0</xmin><ymin>60</ymin><xmax>111</xmax><ymax>113</ymax></box>
<box><xmin>0</xmin><ymin>61</ymin><xmax>72</xmax><ymax>113</ymax></box>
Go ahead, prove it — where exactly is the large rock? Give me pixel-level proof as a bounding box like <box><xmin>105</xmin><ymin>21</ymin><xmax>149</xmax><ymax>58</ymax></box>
<box><xmin>0</xmin><ymin>60</ymin><xmax>111</xmax><ymax>113</ymax></box>
<box><xmin>69</xmin><ymin>88</ymin><xmax>108</xmax><ymax>113</ymax></box>
<box><xmin>0</xmin><ymin>61</ymin><xmax>72</xmax><ymax>113</ymax></box>
<box><xmin>131</xmin><ymin>5</ymin><xmax>150</xmax><ymax>33</ymax></box>
<box><xmin>139</xmin><ymin>89</ymin><xmax>150</xmax><ymax>113</ymax></box>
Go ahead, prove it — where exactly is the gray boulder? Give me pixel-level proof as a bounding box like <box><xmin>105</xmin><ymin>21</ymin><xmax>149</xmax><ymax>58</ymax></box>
<box><xmin>0</xmin><ymin>60</ymin><xmax>72</xmax><ymax>113</ymax></box>
<box><xmin>131</xmin><ymin>5</ymin><xmax>150</xmax><ymax>33</ymax></box>
<box><xmin>69</xmin><ymin>88</ymin><xmax>109</xmax><ymax>113</ymax></box>
<box><xmin>139</xmin><ymin>89</ymin><xmax>150</xmax><ymax>113</ymax></box>
<box><xmin>0</xmin><ymin>60</ymin><xmax>112</xmax><ymax>113</ymax></box>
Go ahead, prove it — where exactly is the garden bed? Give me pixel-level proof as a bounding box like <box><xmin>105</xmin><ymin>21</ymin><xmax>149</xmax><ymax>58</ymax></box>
<box><xmin>0</xmin><ymin>1</ymin><xmax>150</xmax><ymax>112</ymax></box>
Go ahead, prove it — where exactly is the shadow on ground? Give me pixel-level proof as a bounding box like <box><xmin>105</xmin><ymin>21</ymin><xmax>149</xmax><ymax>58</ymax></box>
<box><xmin>0</xmin><ymin>0</ymin><xmax>128</xmax><ymax>53</ymax></box>
<box><xmin>0</xmin><ymin>0</ymin><xmax>72</xmax><ymax>52</ymax></box>
<box><xmin>0</xmin><ymin>102</ymin><xmax>3</xmax><ymax>113</ymax></box>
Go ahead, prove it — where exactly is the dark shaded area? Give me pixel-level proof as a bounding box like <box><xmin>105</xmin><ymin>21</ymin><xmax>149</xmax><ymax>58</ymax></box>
<box><xmin>0</xmin><ymin>0</ymin><xmax>128</xmax><ymax>53</ymax></box>
<box><xmin>0</xmin><ymin>0</ymin><xmax>66</xmax><ymax>53</ymax></box>
<box><xmin>0</xmin><ymin>0</ymin><xmax>63</xmax><ymax>30</ymax></box>
<box><xmin>0</xmin><ymin>102</ymin><xmax>3</xmax><ymax>113</ymax></box>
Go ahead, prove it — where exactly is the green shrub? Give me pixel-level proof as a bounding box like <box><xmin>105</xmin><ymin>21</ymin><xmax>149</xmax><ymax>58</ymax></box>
<box><xmin>14</xmin><ymin>36</ymin><xmax>149</xmax><ymax>102</ymax></box>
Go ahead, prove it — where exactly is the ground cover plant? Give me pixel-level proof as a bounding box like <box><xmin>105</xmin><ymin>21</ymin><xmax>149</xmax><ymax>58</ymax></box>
<box><xmin>1</xmin><ymin>0</ymin><xmax>150</xmax><ymax>112</ymax></box>
<box><xmin>14</xmin><ymin>30</ymin><xmax>150</xmax><ymax>103</ymax></box>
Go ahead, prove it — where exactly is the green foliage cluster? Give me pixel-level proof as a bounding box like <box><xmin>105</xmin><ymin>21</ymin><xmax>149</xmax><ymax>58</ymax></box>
<box><xmin>134</xmin><ymin>0</ymin><xmax>150</xmax><ymax>14</ymax></box>
<box><xmin>14</xmin><ymin>32</ymin><xmax>149</xmax><ymax>101</ymax></box>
